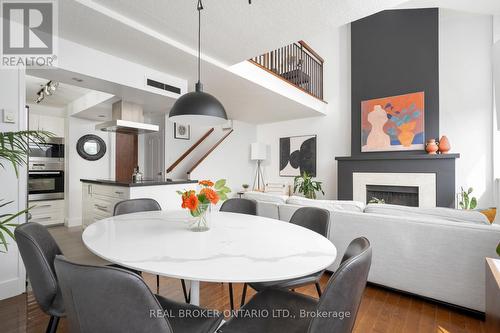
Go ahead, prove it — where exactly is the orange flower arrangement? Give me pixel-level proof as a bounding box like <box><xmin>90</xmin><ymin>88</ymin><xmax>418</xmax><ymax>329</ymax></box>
<box><xmin>199</xmin><ymin>180</ymin><xmax>214</xmax><ymax>187</ymax></box>
<box><xmin>177</xmin><ymin>179</ymin><xmax>231</xmax><ymax>217</ymax></box>
<box><xmin>201</xmin><ymin>188</ymin><xmax>219</xmax><ymax>205</ymax></box>
<box><xmin>181</xmin><ymin>191</ymin><xmax>199</xmax><ymax>211</ymax></box>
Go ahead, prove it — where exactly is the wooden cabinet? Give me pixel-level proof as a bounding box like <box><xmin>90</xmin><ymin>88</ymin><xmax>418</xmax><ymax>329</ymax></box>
<box><xmin>28</xmin><ymin>199</ymin><xmax>65</xmax><ymax>226</ymax></box>
<box><xmin>29</xmin><ymin>114</ymin><xmax>65</xmax><ymax>137</ymax></box>
<box><xmin>486</xmin><ymin>258</ymin><xmax>500</xmax><ymax>333</ymax></box>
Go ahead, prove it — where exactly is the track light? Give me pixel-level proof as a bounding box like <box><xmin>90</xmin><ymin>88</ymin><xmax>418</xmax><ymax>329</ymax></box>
<box><xmin>35</xmin><ymin>80</ymin><xmax>58</xmax><ymax>104</ymax></box>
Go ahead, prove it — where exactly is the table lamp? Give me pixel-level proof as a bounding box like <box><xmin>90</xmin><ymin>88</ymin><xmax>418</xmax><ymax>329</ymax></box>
<box><xmin>251</xmin><ymin>142</ymin><xmax>267</xmax><ymax>191</ymax></box>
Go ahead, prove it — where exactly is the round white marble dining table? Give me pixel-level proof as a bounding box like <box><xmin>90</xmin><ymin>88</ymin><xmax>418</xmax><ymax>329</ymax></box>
<box><xmin>82</xmin><ymin>210</ymin><xmax>337</xmax><ymax>305</ymax></box>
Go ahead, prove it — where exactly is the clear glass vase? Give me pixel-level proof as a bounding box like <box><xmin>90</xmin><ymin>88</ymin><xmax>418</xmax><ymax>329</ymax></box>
<box><xmin>189</xmin><ymin>203</ymin><xmax>211</xmax><ymax>232</ymax></box>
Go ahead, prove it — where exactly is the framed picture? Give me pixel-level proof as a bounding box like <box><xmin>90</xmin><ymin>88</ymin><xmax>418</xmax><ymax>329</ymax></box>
<box><xmin>361</xmin><ymin>91</ymin><xmax>425</xmax><ymax>152</ymax></box>
<box><xmin>174</xmin><ymin>123</ymin><xmax>190</xmax><ymax>140</ymax></box>
<box><xmin>279</xmin><ymin>135</ymin><xmax>316</xmax><ymax>177</ymax></box>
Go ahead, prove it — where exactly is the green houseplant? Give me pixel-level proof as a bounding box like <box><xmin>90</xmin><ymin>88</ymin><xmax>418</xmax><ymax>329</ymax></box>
<box><xmin>0</xmin><ymin>130</ymin><xmax>50</xmax><ymax>252</ymax></box>
<box><xmin>293</xmin><ymin>171</ymin><xmax>324</xmax><ymax>199</ymax></box>
<box><xmin>458</xmin><ymin>187</ymin><xmax>477</xmax><ymax>210</ymax></box>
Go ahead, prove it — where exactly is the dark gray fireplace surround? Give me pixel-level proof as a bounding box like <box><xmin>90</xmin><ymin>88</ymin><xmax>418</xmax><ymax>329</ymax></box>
<box><xmin>337</xmin><ymin>9</ymin><xmax>459</xmax><ymax>208</ymax></box>
<box><xmin>336</xmin><ymin>154</ymin><xmax>460</xmax><ymax>208</ymax></box>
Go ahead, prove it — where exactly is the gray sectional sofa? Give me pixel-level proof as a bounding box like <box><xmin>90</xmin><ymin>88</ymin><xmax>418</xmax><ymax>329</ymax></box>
<box><xmin>241</xmin><ymin>191</ymin><xmax>500</xmax><ymax>312</ymax></box>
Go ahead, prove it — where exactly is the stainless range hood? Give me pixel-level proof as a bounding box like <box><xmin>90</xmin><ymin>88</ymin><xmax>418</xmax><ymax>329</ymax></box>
<box><xmin>96</xmin><ymin>100</ymin><xmax>159</xmax><ymax>134</ymax></box>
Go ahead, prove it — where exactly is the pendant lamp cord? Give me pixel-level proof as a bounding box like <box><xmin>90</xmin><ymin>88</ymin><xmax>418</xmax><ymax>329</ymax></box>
<box><xmin>197</xmin><ymin>0</ymin><xmax>203</xmax><ymax>85</ymax></box>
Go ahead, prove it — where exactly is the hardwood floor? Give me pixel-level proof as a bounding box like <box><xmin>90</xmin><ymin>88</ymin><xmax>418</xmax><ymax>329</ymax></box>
<box><xmin>0</xmin><ymin>226</ymin><xmax>486</xmax><ymax>333</ymax></box>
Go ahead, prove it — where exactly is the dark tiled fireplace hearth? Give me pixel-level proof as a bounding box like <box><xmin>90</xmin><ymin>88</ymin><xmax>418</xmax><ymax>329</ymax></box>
<box><xmin>366</xmin><ymin>185</ymin><xmax>419</xmax><ymax>207</ymax></box>
<box><xmin>335</xmin><ymin>154</ymin><xmax>460</xmax><ymax>208</ymax></box>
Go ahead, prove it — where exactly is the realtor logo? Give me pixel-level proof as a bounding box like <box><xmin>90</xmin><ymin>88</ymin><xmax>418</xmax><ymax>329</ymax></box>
<box><xmin>1</xmin><ymin>0</ymin><xmax>58</xmax><ymax>67</ymax></box>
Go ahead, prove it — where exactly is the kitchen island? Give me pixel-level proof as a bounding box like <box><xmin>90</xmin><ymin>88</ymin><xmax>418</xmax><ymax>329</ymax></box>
<box><xmin>81</xmin><ymin>179</ymin><xmax>197</xmax><ymax>228</ymax></box>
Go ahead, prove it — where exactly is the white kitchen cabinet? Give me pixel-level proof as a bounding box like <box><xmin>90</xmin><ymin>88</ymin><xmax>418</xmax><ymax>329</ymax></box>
<box><xmin>29</xmin><ymin>114</ymin><xmax>65</xmax><ymax>137</ymax></box>
<box><xmin>82</xmin><ymin>183</ymin><xmax>130</xmax><ymax>228</ymax></box>
<box><xmin>81</xmin><ymin>181</ymin><xmax>197</xmax><ymax>228</ymax></box>
<box><xmin>82</xmin><ymin>183</ymin><xmax>93</xmax><ymax>228</ymax></box>
<box><xmin>28</xmin><ymin>199</ymin><xmax>65</xmax><ymax>226</ymax></box>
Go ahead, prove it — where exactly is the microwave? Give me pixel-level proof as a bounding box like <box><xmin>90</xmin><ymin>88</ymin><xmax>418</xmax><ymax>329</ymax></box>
<box><xmin>28</xmin><ymin>137</ymin><xmax>64</xmax><ymax>159</ymax></box>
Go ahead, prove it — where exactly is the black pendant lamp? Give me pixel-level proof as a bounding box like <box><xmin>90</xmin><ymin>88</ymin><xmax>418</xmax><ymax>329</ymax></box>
<box><xmin>169</xmin><ymin>0</ymin><xmax>227</xmax><ymax>126</ymax></box>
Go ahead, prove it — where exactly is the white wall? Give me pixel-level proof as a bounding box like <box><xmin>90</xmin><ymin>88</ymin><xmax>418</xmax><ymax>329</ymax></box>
<box><xmin>65</xmin><ymin>116</ymin><xmax>114</xmax><ymax>226</ymax></box>
<box><xmin>439</xmin><ymin>9</ymin><xmax>495</xmax><ymax>207</ymax></box>
<box><xmin>0</xmin><ymin>69</ymin><xmax>27</xmax><ymax>300</ymax></box>
<box><xmin>256</xmin><ymin>26</ymin><xmax>351</xmax><ymax>199</ymax></box>
<box><xmin>189</xmin><ymin>121</ymin><xmax>257</xmax><ymax>194</ymax></box>
<box><xmin>256</xmin><ymin>10</ymin><xmax>496</xmax><ymax>207</ymax></box>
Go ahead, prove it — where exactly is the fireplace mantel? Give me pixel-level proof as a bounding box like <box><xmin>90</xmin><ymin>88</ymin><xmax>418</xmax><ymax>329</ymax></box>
<box><xmin>336</xmin><ymin>153</ymin><xmax>460</xmax><ymax>161</ymax></box>
<box><xmin>335</xmin><ymin>154</ymin><xmax>459</xmax><ymax>208</ymax></box>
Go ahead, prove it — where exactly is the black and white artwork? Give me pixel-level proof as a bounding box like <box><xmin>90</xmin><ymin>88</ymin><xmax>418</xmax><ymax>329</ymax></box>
<box><xmin>174</xmin><ymin>123</ymin><xmax>190</xmax><ymax>140</ymax></box>
<box><xmin>279</xmin><ymin>135</ymin><xmax>317</xmax><ymax>177</ymax></box>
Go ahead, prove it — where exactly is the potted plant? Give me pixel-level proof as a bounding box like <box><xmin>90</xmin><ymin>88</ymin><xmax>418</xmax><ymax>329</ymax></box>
<box><xmin>458</xmin><ymin>187</ymin><xmax>477</xmax><ymax>210</ymax></box>
<box><xmin>242</xmin><ymin>184</ymin><xmax>249</xmax><ymax>191</ymax></box>
<box><xmin>0</xmin><ymin>130</ymin><xmax>50</xmax><ymax>252</ymax></box>
<box><xmin>293</xmin><ymin>171</ymin><xmax>324</xmax><ymax>199</ymax></box>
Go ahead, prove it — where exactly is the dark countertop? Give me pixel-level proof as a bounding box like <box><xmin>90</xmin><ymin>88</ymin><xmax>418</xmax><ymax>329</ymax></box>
<box><xmin>80</xmin><ymin>179</ymin><xmax>198</xmax><ymax>187</ymax></box>
<box><xmin>335</xmin><ymin>153</ymin><xmax>460</xmax><ymax>161</ymax></box>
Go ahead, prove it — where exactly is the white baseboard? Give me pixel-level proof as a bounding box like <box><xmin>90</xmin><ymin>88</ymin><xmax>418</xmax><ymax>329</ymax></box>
<box><xmin>65</xmin><ymin>217</ymin><xmax>82</xmax><ymax>227</ymax></box>
<box><xmin>0</xmin><ymin>277</ymin><xmax>25</xmax><ymax>300</ymax></box>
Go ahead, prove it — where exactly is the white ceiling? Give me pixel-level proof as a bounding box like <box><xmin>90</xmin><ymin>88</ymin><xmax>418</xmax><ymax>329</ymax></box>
<box><xmin>53</xmin><ymin>0</ymin><xmax>500</xmax><ymax>123</ymax></box>
<box><xmin>25</xmin><ymin>75</ymin><xmax>91</xmax><ymax>108</ymax></box>
<box><xmin>27</xmin><ymin>68</ymin><xmax>179</xmax><ymax>121</ymax></box>
<box><xmin>63</xmin><ymin>0</ymin><xmax>410</xmax><ymax>66</ymax></box>
<box><xmin>397</xmin><ymin>0</ymin><xmax>500</xmax><ymax>14</ymax></box>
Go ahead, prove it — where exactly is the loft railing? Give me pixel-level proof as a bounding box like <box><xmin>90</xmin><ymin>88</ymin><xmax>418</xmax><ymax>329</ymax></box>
<box><xmin>249</xmin><ymin>40</ymin><xmax>324</xmax><ymax>100</ymax></box>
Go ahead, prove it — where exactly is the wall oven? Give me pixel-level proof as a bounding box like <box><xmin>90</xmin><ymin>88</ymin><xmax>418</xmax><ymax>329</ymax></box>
<box><xmin>28</xmin><ymin>138</ymin><xmax>65</xmax><ymax>201</ymax></box>
<box><xmin>28</xmin><ymin>169</ymin><xmax>64</xmax><ymax>201</ymax></box>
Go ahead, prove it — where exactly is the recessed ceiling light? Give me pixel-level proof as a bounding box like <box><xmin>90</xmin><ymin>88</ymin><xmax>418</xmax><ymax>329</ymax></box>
<box><xmin>72</xmin><ymin>77</ymin><xmax>83</xmax><ymax>82</ymax></box>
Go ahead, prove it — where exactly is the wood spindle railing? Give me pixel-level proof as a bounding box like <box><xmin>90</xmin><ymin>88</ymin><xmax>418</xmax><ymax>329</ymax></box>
<box><xmin>249</xmin><ymin>40</ymin><xmax>324</xmax><ymax>100</ymax></box>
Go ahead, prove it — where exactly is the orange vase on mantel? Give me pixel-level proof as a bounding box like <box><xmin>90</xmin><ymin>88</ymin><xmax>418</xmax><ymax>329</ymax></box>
<box><xmin>425</xmin><ymin>139</ymin><xmax>439</xmax><ymax>154</ymax></box>
<box><xmin>438</xmin><ymin>136</ymin><xmax>451</xmax><ymax>154</ymax></box>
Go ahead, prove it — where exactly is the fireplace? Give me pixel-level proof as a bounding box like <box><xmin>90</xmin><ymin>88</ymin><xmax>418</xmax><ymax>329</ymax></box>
<box><xmin>352</xmin><ymin>172</ymin><xmax>436</xmax><ymax>208</ymax></box>
<box><xmin>366</xmin><ymin>185</ymin><xmax>419</xmax><ymax>207</ymax></box>
<box><xmin>336</xmin><ymin>154</ymin><xmax>459</xmax><ymax>208</ymax></box>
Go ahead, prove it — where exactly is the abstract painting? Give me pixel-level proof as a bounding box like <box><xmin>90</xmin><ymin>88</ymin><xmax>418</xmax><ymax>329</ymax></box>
<box><xmin>361</xmin><ymin>92</ymin><xmax>425</xmax><ymax>152</ymax></box>
<box><xmin>279</xmin><ymin>135</ymin><xmax>316</xmax><ymax>177</ymax></box>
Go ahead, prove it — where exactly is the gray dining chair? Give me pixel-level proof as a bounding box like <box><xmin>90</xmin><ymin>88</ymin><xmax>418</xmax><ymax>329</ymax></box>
<box><xmin>220</xmin><ymin>198</ymin><xmax>257</xmax><ymax>216</ymax></box>
<box><xmin>113</xmin><ymin>198</ymin><xmax>162</xmax><ymax>216</ymax></box>
<box><xmin>219</xmin><ymin>198</ymin><xmax>257</xmax><ymax>310</ymax></box>
<box><xmin>113</xmin><ymin>198</ymin><xmax>190</xmax><ymax>303</ymax></box>
<box><xmin>14</xmin><ymin>221</ymin><xmax>143</xmax><ymax>332</ymax></box>
<box><xmin>54</xmin><ymin>255</ymin><xmax>223</xmax><ymax>333</ymax></box>
<box><xmin>240</xmin><ymin>206</ymin><xmax>330</xmax><ymax>306</ymax></box>
<box><xmin>15</xmin><ymin>222</ymin><xmax>65</xmax><ymax>333</ymax></box>
<box><xmin>218</xmin><ymin>237</ymin><xmax>372</xmax><ymax>333</ymax></box>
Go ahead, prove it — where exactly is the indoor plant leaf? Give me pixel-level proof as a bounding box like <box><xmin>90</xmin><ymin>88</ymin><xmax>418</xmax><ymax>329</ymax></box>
<box><xmin>469</xmin><ymin>197</ymin><xmax>477</xmax><ymax>210</ymax></box>
<box><xmin>214</xmin><ymin>179</ymin><xmax>226</xmax><ymax>190</ymax></box>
